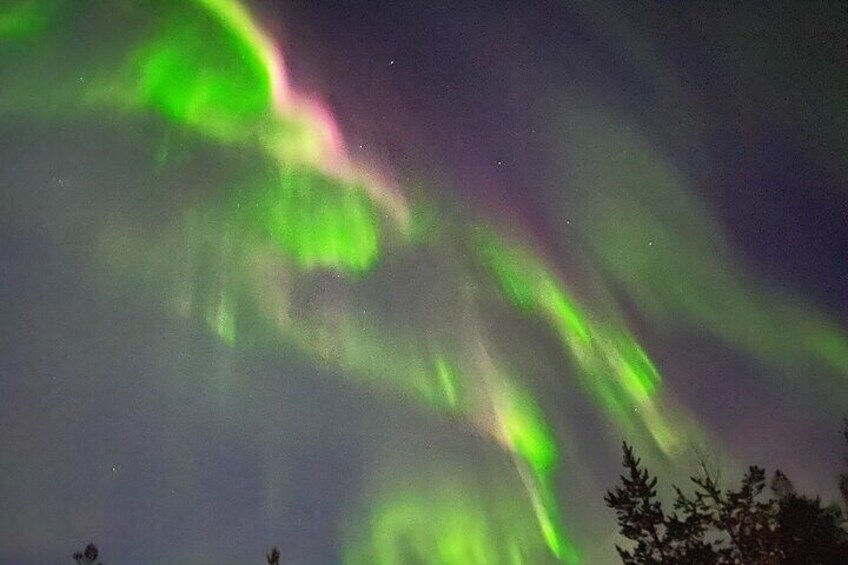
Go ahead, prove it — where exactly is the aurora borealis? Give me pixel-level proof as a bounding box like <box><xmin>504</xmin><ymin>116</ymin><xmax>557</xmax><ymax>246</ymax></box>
<box><xmin>1</xmin><ymin>1</ymin><xmax>847</xmax><ymax>563</ymax></box>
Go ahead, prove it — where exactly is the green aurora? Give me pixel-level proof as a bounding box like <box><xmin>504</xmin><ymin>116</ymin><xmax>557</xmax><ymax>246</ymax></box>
<box><xmin>3</xmin><ymin>1</ymin><xmax>847</xmax><ymax>563</ymax></box>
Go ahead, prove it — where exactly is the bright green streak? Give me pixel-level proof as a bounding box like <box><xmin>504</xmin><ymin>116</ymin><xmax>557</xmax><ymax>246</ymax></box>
<box><xmin>476</xmin><ymin>228</ymin><xmax>677</xmax><ymax>453</ymax></box>
<box><xmin>129</xmin><ymin>0</ymin><xmax>278</xmax><ymax>140</ymax></box>
<box><xmin>532</xmin><ymin>477</ymin><xmax>580</xmax><ymax>565</ymax></box>
<box><xmin>491</xmin><ymin>380</ymin><xmax>578</xmax><ymax>563</ymax></box>
<box><xmin>538</xmin><ymin>282</ymin><xmax>590</xmax><ymax>347</ymax></box>
<box><xmin>344</xmin><ymin>475</ymin><xmax>558</xmax><ymax>565</ymax></box>
<box><xmin>435</xmin><ymin>356</ymin><xmax>460</xmax><ymax>408</ymax></box>
<box><xmin>498</xmin><ymin>384</ymin><xmax>558</xmax><ymax>473</ymax></box>
<box><xmin>476</xmin><ymin>232</ymin><xmax>589</xmax><ymax>344</ymax></box>
<box><xmin>252</xmin><ymin>167</ymin><xmax>381</xmax><ymax>272</ymax></box>
<box><xmin>132</xmin><ymin>11</ymin><xmax>271</xmax><ymax>138</ymax></box>
<box><xmin>477</xmin><ymin>233</ymin><xmax>543</xmax><ymax>312</ymax></box>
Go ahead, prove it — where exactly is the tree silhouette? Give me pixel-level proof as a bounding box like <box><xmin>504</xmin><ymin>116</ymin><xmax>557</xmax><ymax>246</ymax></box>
<box><xmin>606</xmin><ymin>435</ymin><xmax>848</xmax><ymax>564</ymax></box>
<box><xmin>604</xmin><ymin>443</ymin><xmax>671</xmax><ymax>563</ymax></box>
<box><xmin>775</xmin><ymin>491</ymin><xmax>847</xmax><ymax>565</ymax></box>
<box><xmin>71</xmin><ymin>542</ymin><xmax>286</xmax><ymax>563</ymax></box>
<box><xmin>72</xmin><ymin>543</ymin><xmax>102</xmax><ymax>565</ymax></box>
<box><xmin>67</xmin><ymin>419</ymin><xmax>848</xmax><ymax>564</ymax></box>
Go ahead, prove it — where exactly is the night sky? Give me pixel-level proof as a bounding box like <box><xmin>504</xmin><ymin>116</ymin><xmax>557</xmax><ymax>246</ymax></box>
<box><xmin>1</xmin><ymin>1</ymin><xmax>847</xmax><ymax>564</ymax></box>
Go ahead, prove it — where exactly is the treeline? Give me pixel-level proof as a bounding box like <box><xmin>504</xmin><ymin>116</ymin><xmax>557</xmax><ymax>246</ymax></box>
<box><xmin>72</xmin><ymin>543</ymin><xmax>281</xmax><ymax>564</ymax></box>
<box><xmin>72</xmin><ymin>421</ymin><xmax>848</xmax><ymax>564</ymax></box>
<box><xmin>605</xmin><ymin>420</ymin><xmax>848</xmax><ymax>564</ymax></box>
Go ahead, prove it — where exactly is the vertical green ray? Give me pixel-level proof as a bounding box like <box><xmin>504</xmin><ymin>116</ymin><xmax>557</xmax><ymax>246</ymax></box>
<box><xmin>248</xmin><ymin>167</ymin><xmax>382</xmax><ymax>273</ymax></box>
<box><xmin>476</xmin><ymin>228</ymin><xmax>676</xmax><ymax>453</ymax></box>
<box><xmin>343</xmin><ymin>472</ymin><xmax>564</xmax><ymax>565</ymax></box>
